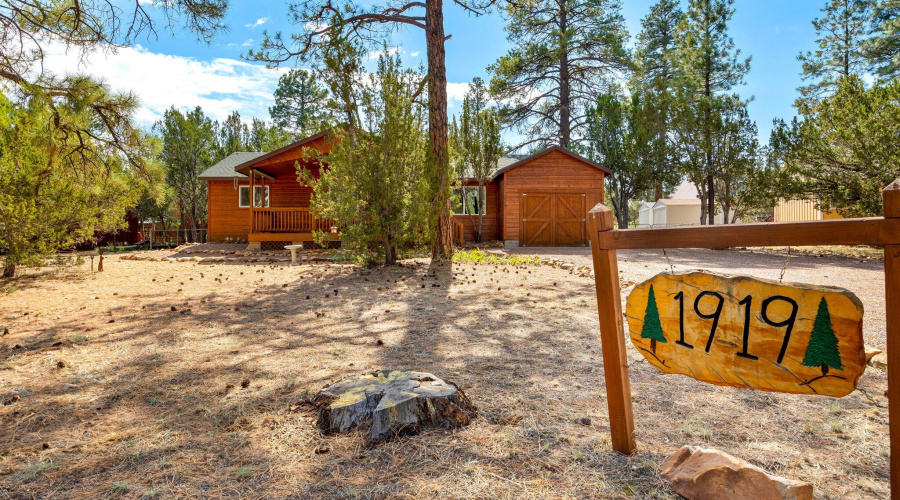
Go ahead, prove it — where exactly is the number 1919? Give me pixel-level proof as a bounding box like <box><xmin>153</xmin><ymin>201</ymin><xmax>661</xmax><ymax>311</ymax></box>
<box><xmin>673</xmin><ymin>291</ymin><xmax>799</xmax><ymax>364</ymax></box>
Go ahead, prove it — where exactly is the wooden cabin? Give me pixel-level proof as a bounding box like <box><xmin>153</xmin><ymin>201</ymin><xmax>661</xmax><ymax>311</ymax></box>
<box><xmin>199</xmin><ymin>133</ymin><xmax>610</xmax><ymax>249</ymax></box>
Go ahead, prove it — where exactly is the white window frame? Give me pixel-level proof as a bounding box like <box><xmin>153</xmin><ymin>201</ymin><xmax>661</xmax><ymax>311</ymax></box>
<box><xmin>453</xmin><ymin>186</ymin><xmax>487</xmax><ymax>215</ymax></box>
<box><xmin>238</xmin><ymin>185</ymin><xmax>270</xmax><ymax>208</ymax></box>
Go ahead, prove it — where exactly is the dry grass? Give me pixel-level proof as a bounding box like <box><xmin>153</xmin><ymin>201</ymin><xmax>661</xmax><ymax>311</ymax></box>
<box><xmin>0</xmin><ymin>249</ymin><xmax>890</xmax><ymax>499</ymax></box>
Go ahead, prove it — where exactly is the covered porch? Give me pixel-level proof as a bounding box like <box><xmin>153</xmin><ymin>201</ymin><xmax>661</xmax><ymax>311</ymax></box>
<box><xmin>247</xmin><ymin>207</ymin><xmax>338</xmax><ymax>243</ymax></box>
<box><xmin>232</xmin><ymin>132</ymin><xmax>341</xmax><ymax>249</ymax></box>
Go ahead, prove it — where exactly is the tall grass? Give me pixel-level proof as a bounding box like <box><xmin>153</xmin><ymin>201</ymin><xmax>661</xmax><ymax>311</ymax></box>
<box><xmin>452</xmin><ymin>249</ymin><xmax>542</xmax><ymax>266</ymax></box>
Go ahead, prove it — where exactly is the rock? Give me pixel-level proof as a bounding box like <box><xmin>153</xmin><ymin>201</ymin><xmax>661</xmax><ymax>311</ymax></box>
<box><xmin>865</xmin><ymin>345</ymin><xmax>883</xmax><ymax>364</ymax></box>
<box><xmin>869</xmin><ymin>352</ymin><xmax>888</xmax><ymax>368</ymax></box>
<box><xmin>661</xmin><ymin>446</ymin><xmax>812</xmax><ymax>500</ymax></box>
<box><xmin>311</xmin><ymin>370</ymin><xmax>476</xmax><ymax>441</ymax></box>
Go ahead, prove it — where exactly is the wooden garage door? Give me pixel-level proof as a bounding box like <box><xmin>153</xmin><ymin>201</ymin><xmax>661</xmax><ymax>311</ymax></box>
<box><xmin>520</xmin><ymin>192</ymin><xmax>587</xmax><ymax>247</ymax></box>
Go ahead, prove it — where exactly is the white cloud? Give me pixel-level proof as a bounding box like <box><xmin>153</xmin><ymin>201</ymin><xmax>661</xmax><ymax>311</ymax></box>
<box><xmin>241</xmin><ymin>38</ymin><xmax>254</xmax><ymax>47</ymax></box>
<box><xmin>368</xmin><ymin>46</ymin><xmax>401</xmax><ymax>60</ymax></box>
<box><xmin>410</xmin><ymin>51</ymin><xmax>420</xmax><ymax>57</ymax></box>
<box><xmin>41</xmin><ymin>44</ymin><xmax>284</xmax><ymax>127</ymax></box>
<box><xmin>245</xmin><ymin>17</ymin><xmax>269</xmax><ymax>28</ymax></box>
<box><xmin>447</xmin><ymin>82</ymin><xmax>469</xmax><ymax>102</ymax></box>
<box><xmin>39</xmin><ymin>43</ymin><xmax>473</xmax><ymax>127</ymax></box>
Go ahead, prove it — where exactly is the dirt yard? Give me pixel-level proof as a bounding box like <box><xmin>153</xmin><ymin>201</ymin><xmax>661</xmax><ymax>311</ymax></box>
<box><xmin>0</xmin><ymin>247</ymin><xmax>891</xmax><ymax>499</ymax></box>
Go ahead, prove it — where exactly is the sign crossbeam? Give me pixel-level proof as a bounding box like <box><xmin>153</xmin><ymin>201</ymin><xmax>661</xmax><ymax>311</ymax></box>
<box><xmin>595</xmin><ymin>217</ymin><xmax>900</xmax><ymax>250</ymax></box>
<box><xmin>588</xmin><ymin>178</ymin><xmax>900</xmax><ymax>499</ymax></box>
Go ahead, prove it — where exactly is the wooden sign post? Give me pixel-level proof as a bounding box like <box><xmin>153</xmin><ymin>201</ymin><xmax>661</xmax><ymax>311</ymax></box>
<box><xmin>588</xmin><ymin>179</ymin><xmax>900</xmax><ymax>498</ymax></box>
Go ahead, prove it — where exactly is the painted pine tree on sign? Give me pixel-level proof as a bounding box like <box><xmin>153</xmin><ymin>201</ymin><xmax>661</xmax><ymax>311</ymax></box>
<box><xmin>802</xmin><ymin>297</ymin><xmax>844</xmax><ymax>379</ymax></box>
<box><xmin>641</xmin><ymin>284</ymin><xmax>668</xmax><ymax>354</ymax></box>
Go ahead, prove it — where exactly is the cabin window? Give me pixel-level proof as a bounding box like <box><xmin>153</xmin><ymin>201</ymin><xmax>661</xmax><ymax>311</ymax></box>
<box><xmin>239</xmin><ymin>186</ymin><xmax>269</xmax><ymax>208</ymax></box>
<box><xmin>453</xmin><ymin>186</ymin><xmax>487</xmax><ymax>215</ymax></box>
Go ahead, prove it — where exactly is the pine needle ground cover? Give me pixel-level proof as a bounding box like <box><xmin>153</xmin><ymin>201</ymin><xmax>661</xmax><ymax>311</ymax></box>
<box><xmin>0</xmin><ymin>247</ymin><xmax>890</xmax><ymax>498</ymax></box>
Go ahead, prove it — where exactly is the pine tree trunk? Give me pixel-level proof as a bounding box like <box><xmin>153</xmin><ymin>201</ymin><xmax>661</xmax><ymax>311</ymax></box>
<box><xmin>313</xmin><ymin>370</ymin><xmax>476</xmax><ymax>441</ymax></box>
<box><xmin>426</xmin><ymin>0</ymin><xmax>452</xmax><ymax>259</ymax></box>
<box><xmin>558</xmin><ymin>5</ymin><xmax>571</xmax><ymax>148</ymax></box>
<box><xmin>383</xmin><ymin>234</ymin><xmax>396</xmax><ymax>265</ymax></box>
<box><xmin>723</xmin><ymin>182</ymin><xmax>731</xmax><ymax>224</ymax></box>
<box><xmin>477</xmin><ymin>211</ymin><xmax>484</xmax><ymax>243</ymax></box>
<box><xmin>700</xmin><ymin>197</ymin><xmax>708</xmax><ymax>225</ymax></box>
<box><xmin>704</xmin><ymin>58</ymin><xmax>715</xmax><ymax>225</ymax></box>
<box><xmin>2</xmin><ymin>261</ymin><xmax>15</xmax><ymax>278</ymax></box>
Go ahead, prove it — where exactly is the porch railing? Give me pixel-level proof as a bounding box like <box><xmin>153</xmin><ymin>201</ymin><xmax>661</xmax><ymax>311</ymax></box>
<box><xmin>251</xmin><ymin>208</ymin><xmax>335</xmax><ymax>233</ymax></box>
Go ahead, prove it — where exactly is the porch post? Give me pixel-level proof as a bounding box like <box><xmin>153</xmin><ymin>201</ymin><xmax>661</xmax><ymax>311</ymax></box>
<box><xmin>249</xmin><ymin>168</ymin><xmax>255</xmax><ymax>235</ymax></box>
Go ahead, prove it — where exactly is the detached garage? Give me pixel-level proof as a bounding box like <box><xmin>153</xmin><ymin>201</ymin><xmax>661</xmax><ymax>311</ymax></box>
<box><xmin>491</xmin><ymin>146</ymin><xmax>610</xmax><ymax>247</ymax></box>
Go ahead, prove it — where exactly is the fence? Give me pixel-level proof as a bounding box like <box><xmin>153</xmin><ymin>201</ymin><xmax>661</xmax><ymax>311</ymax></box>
<box><xmin>149</xmin><ymin>229</ymin><xmax>207</xmax><ymax>248</ymax></box>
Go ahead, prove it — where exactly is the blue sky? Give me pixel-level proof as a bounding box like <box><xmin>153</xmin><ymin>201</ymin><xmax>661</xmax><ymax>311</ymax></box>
<box><xmin>47</xmin><ymin>0</ymin><xmax>825</xmax><ymax>141</ymax></box>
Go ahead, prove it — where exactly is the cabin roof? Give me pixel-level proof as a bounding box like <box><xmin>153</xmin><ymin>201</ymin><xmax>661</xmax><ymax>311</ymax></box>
<box><xmin>233</xmin><ymin>130</ymin><xmax>330</xmax><ymax>175</ymax></box>
<box><xmin>198</xmin><ymin>152</ymin><xmax>266</xmax><ymax>179</ymax></box>
<box><xmin>491</xmin><ymin>145</ymin><xmax>612</xmax><ymax>179</ymax></box>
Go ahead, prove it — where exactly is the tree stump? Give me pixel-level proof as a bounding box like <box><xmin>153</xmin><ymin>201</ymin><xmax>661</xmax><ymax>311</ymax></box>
<box><xmin>312</xmin><ymin>370</ymin><xmax>476</xmax><ymax>440</ymax></box>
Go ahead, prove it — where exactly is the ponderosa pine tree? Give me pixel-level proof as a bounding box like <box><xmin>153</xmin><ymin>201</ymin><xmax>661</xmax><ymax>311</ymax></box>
<box><xmin>270</xmin><ymin>69</ymin><xmax>332</xmax><ymax>138</ymax></box>
<box><xmin>0</xmin><ymin>1</ymin><xmax>227</xmax><ymax>178</ymax></box>
<box><xmin>674</xmin><ymin>0</ymin><xmax>750</xmax><ymax>225</ymax></box>
<box><xmin>247</xmin><ymin>118</ymin><xmax>294</xmax><ymax>152</ymax></box>
<box><xmin>247</xmin><ymin>0</ymin><xmax>499</xmax><ymax>259</ymax></box>
<box><xmin>866</xmin><ymin>0</ymin><xmax>900</xmax><ymax>80</ymax></box>
<box><xmin>710</xmin><ymin>96</ymin><xmax>759</xmax><ymax>224</ymax></box>
<box><xmin>300</xmin><ymin>54</ymin><xmax>431</xmax><ymax>265</ymax></box>
<box><xmin>802</xmin><ymin>297</ymin><xmax>843</xmax><ymax>378</ymax></box>
<box><xmin>450</xmin><ymin>78</ymin><xmax>503</xmax><ymax>243</ymax></box>
<box><xmin>797</xmin><ymin>0</ymin><xmax>874</xmax><ymax>112</ymax></box>
<box><xmin>581</xmin><ymin>90</ymin><xmax>652</xmax><ymax>229</ymax></box>
<box><xmin>770</xmin><ymin>75</ymin><xmax>900</xmax><ymax>216</ymax></box>
<box><xmin>0</xmin><ymin>89</ymin><xmax>144</xmax><ymax>277</ymax></box>
<box><xmin>217</xmin><ymin>111</ymin><xmax>248</xmax><ymax>160</ymax></box>
<box><xmin>636</xmin><ymin>0</ymin><xmax>683</xmax><ymax>87</ymax></box>
<box><xmin>488</xmin><ymin>0</ymin><xmax>630</xmax><ymax>150</ymax></box>
<box><xmin>633</xmin><ymin>0</ymin><xmax>684</xmax><ymax>201</ymax></box>
<box><xmin>641</xmin><ymin>284</ymin><xmax>667</xmax><ymax>354</ymax></box>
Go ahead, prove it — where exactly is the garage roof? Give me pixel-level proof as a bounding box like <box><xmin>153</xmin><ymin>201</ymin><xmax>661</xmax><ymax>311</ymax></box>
<box><xmin>491</xmin><ymin>145</ymin><xmax>612</xmax><ymax>179</ymax></box>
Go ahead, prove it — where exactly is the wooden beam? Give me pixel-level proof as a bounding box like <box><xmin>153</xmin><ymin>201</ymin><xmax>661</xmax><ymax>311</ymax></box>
<box><xmin>251</xmin><ymin>169</ymin><xmax>276</xmax><ymax>181</ymax></box>
<box><xmin>883</xmin><ymin>178</ymin><xmax>900</xmax><ymax>500</ymax></box>
<box><xmin>595</xmin><ymin>217</ymin><xmax>900</xmax><ymax>250</ymax></box>
<box><xmin>588</xmin><ymin>204</ymin><xmax>637</xmax><ymax>455</ymax></box>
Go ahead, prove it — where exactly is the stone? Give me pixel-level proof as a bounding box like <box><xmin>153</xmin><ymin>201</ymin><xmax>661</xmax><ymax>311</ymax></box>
<box><xmin>865</xmin><ymin>345</ymin><xmax>882</xmax><ymax>363</ymax></box>
<box><xmin>869</xmin><ymin>352</ymin><xmax>888</xmax><ymax>368</ymax></box>
<box><xmin>661</xmin><ymin>446</ymin><xmax>813</xmax><ymax>500</ymax></box>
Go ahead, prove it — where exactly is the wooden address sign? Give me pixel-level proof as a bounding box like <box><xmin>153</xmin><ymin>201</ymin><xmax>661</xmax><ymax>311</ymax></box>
<box><xmin>625</xmin><ymin>272</ymin><xmax>866</xmax><ymax>397</ymax></box>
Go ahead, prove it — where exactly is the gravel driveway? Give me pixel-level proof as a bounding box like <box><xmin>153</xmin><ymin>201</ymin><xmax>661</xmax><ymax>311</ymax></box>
<box><xmin>503</xmin><ymin>246</ymin><xmax>889</xmax><ymax>349</ymax></box>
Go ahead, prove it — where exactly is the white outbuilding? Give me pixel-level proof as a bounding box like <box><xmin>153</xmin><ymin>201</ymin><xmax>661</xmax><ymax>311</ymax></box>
<box><xmin>637</xmin><ymin>201</ymin><xmax>656</xmax><ymax>227</ymax></box>
<box><xmin>651</xmin><ymin>198</ymin><xmax>723</xmax><ymax>226</ymax></box>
